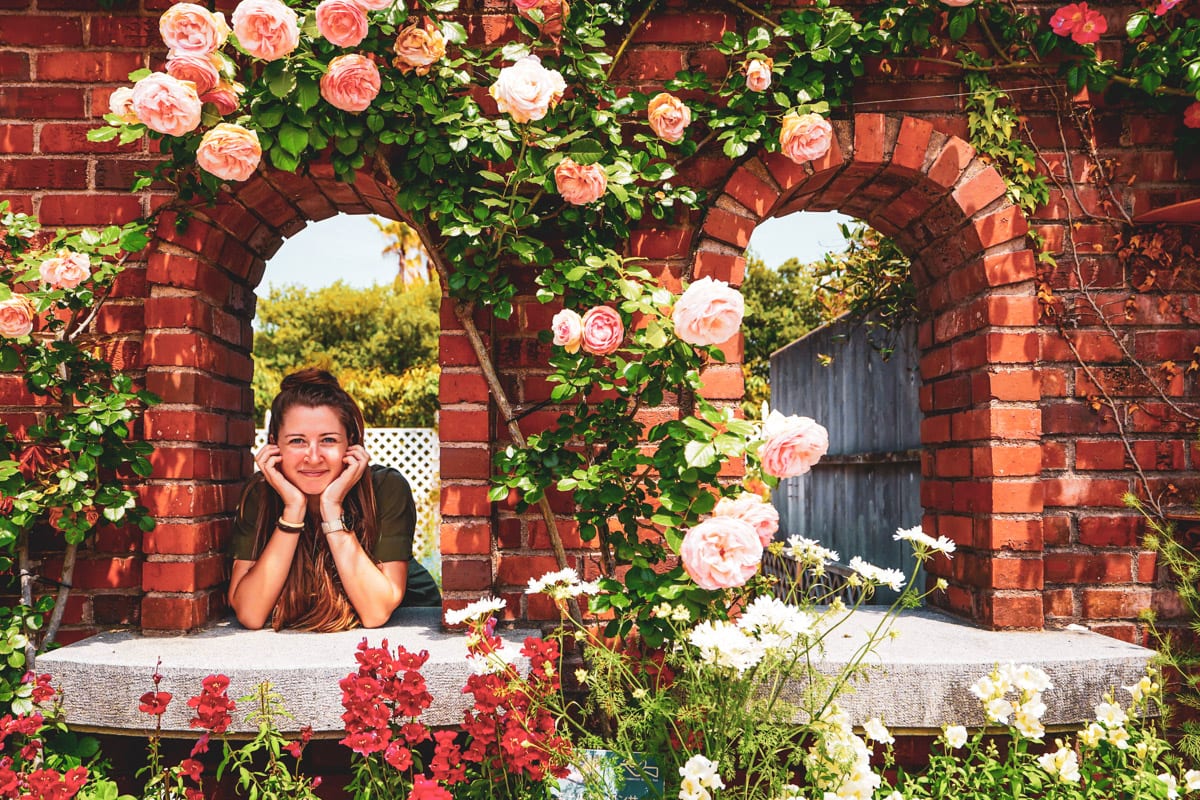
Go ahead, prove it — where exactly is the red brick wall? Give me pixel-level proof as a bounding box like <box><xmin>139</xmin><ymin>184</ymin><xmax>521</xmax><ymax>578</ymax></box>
<box><xmin>2</xmin><ymin>0</ymin><xmax>1196</xmax><ymax>640</ymax></box>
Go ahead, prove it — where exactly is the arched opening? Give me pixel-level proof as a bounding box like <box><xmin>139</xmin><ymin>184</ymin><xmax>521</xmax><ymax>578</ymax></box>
<box><xmin>746</xmin><ymin>210</ymin><xmax>922</xmax><ymax>602</ymax></box>
<box><xmin>139</xmin><ymin>165</ymin><xmax>492</xmax><ymax>632</ymax></box>
<box><xmin>695</xmin><ymin>113</ymin><xmax>1043</xmax><ymax>629</ymax></box>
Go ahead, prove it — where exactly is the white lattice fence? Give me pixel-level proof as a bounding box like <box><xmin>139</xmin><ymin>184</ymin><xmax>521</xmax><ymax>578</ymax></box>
<box><xmin>252</xmin><ymin>427</ymin><xmax>440</xmax><ymax>564</ymax></box>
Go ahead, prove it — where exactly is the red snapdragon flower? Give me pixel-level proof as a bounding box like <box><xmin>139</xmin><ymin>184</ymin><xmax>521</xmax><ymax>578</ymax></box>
<box><xmin>409</xmin><ymin>775</ymin><xmax>452</xmax><ymax>800</ymax></box>
<box><xmin>23</xmin><ymin>673</ymin><xmax>55</xmax><ymax>705</ymax></box>
<box><xmin>178</xmin><ymin>759</ymin><xmax>203</xmax><ymax>783</ymax></box>
<box><xmin>186</xmin><ymin>674</ymin><xmax>235</xmax><ymax>734</ymax></box>
<box><xmin>138</xmin><ymin>691</ymin><xmax>172</xmax><ymax>716</ymax></box>
<box><xmin>23</xmin><ymin>766</ymin><xmax>88</xmax><ymax>800</ymax></box>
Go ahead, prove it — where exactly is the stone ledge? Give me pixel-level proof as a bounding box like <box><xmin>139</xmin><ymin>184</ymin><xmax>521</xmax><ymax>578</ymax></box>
<box><xmin>37</xmin><ymin>607</ymin><xmax>1153</xmax><ymax>738</ymax></box>
<box><xmin>38</xmin><ymin>608</ymin><xmax>539</xmax><ymax>737</ymax></box>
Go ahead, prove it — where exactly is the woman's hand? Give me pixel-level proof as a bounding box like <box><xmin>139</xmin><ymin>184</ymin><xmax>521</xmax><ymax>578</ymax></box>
<box><xmin>320</xmin><ymin>444</ymin><xmax>369</xmax><ymax>521</ymax></box>
<box><xmin>255</xmin><ymin>443</ymin><xmax>306</xmax><ymax>515</ymax></box>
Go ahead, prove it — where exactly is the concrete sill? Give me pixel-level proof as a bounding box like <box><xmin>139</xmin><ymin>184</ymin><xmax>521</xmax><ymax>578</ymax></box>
<box><xmin>38</xmin><ymin>607</ymin><xmax>1153</xmax><ymax>737</ymax></box>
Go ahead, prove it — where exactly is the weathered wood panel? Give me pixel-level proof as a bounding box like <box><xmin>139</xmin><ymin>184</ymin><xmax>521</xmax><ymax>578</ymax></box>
<box><xmin>769</xmin><ymin>317</ymin><xmax>922</xmax><ymax>588</ymax></box>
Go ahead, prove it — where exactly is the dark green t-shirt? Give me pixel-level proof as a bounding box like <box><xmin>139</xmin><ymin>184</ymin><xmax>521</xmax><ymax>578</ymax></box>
<box><xmin>230</xmin><ymin>465</ymin><xmax>441</xmax><ymax>607</ymax></box>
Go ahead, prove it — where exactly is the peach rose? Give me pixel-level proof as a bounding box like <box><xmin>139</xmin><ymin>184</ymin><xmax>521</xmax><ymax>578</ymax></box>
<box><xmin>108</xmin><ymin>86</ymin><xmax>139</xmax><ymax>124</ymax></box>
<box><xmin>744</xmin><ymin>58</ymin><xmax>773</xmax><ymax>92</ymax></box>
<box><xmin>201</xmin><ymin>81</ymin><xmax>242</xmax><ymax>115</ymax></box>
<box><xmin>39</xmin><ymin>250</ymin><xmax>91</xmax><ymax>290</ymax></box>
<box><xmin>780</xmin><ymin>111</ymin><xmax>833</xmax><ymax>166</ymax></box>
<box><xmin>166</xmin><ymin>51</ymin><xmax>220</xmax><ymax>96</ymax></box>
<box><xmin>159</xmin><ymin>3</ymin><xmax>229</xmax><ymax>55</ymax></box>
<box><xmin>231</xmin><ymin>0</ymin><xmax>299</xmax><ymax>61</ymax></box>
<box><xmin>940</xmin><ymin>0</ymin><xmax>974</xmax><ymax>5</ymax></box>
<box><xmin>0</xmin><ymin>295</ymin><xmax>36</xmax><ymax>339</ymax></box>
<box><xmin>647</xmin><ymin>92</ymin><xmax>691</xmax><ymax>144</ymax></box>
<box><xmin>713</xmin><ymin>493</ymin><xmax>779</xmax><ymax>547</ymax></box>
<box><xmin>196</xmin><ymin>123</ymin><xmax>262</xmax><ymax>181</ymax></box>
<box><xmin>758</xmin><ymin>410</ymin><xmax>829</xmax><ymax>479</ymax></box>
<box><xmin>489</xmin><ymin>55</ymin><xmax>566</xmax><ymax>124</ymax></box>
<box><xmin>672</xmin><ymin>276</ymin><xmax>744</xmax><ymax>347</ymax></box>
<box><xmin>554</xmin><ymin>157</ymin><xmax>607</xmax><ymax>205</ymax></box>
<box><xmin>316</xmin><ymin>0</ymin><xmax>368</xmax><ymax>48</ymax></box>
<box><xmin>320</xmin><ymin>53</ymin><xmax>380</xmax><ymax>113</ymax></box>
<box><xmin>131</xmin><ymin>72</ymin><xmax>202</xmax><ymax>136</ymax></box>
<box><xmin>551</xmin><ymin>309</ymin><xmax>582</xmax><ymax>353</ymax></box>
<box><xmin>355</xmin><ymin>0</ymin><xmax>395</xmax><ymax>8</ymax></box>
<box><xmin>580</xmin><ymin>306</ymin><xmax>623</xmax><ymax>356</ymax></box>
<box><xmin>680</xmin><ymin>517</ymin><xmax>763</xmax><ymax>591</ymax></box>
<box><xmin>392</xmin><ymin>21</ymin><xmax>446</xmax><ymax>76</ymax></box>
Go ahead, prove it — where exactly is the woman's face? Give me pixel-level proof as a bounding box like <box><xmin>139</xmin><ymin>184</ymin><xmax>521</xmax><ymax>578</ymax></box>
<box><xmin>276</xmin><ymin>405</ymin><xmax>350</xmax><ymax>497</ymax></box>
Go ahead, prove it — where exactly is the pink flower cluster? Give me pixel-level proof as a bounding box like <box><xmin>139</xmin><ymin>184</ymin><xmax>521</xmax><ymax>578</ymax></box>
<box><xmin>1049</xmin><ymin>2</ymin><xmax>1107</xmax><ymax>45</ymax></box>
<box><xmin>550</xmin><ymin>306</ymin><xmax>624</xmax><ymax>356</ymax></box>
<box><xmin>339</xmin><ymin>639</ymin><xmax>434</xmax><ymax>757</ymax></box>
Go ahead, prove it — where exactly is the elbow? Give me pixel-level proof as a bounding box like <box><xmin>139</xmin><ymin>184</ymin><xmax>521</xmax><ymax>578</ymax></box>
<box><xmin>236</xmin><ymin>612</ymin><xmax>267</xmax><ymax>630</ymax></box>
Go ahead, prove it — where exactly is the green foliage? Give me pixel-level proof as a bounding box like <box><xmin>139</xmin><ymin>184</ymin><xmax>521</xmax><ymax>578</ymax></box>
<box><xmin>251</xmin><ymin>279</ymin><xmax>440</xmax><ymax>426</ymax></box>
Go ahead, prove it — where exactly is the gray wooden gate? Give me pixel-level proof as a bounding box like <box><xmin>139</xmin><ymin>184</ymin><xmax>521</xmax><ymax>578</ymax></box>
<box><xmin>769</xmin><ymin>316</ymin><xmax>922</xmax><ymax>596</ymax></box>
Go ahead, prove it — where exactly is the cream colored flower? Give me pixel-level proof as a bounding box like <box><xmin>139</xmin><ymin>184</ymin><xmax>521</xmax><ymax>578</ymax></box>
<box><xmin>942</xmin><ymin>725</ymin><xmax>967</xmax><ymax>749</ymax></box>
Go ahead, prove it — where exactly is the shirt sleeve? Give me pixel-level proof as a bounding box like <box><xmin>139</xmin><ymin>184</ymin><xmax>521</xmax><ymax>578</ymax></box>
<box><xmin>229</xmin><ymin>477</ymin><xmax>263</xmax><ymax>561</ymax></box>
<box><xmin>372</xmin><ymin>466</ymin><xmax>416</xmax><ymax>562</ymax></box>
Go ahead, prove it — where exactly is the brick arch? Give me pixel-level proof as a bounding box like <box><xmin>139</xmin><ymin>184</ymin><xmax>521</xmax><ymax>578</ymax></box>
<box><xmin>137</xmin><ymin>162</ymin><xmax>491</xmax><ymax>632</ymax></box>
<box><xmin>693</xmin><ymin>113</ymin><xmax>1044</xmax><ymax>629</ymax></box>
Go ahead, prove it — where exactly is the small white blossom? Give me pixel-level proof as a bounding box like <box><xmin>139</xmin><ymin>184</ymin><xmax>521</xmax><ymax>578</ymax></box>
<box><xmin>679</xmin><ymin>754</ymin><xmax>725</xmax><ymax>797</ymax></box>
<box><xmin>1123</xmin><ymin>674</ymin><xmax>1159</xmax><ymax>704</ymax></box>
<box><xmin>1013</xmin><ymin>706</ymin><xmax>1045</xmax><ymax>740</ymax></box>
<box><xmin>1079</xmin><ymin>722</ymin><xmax>1105</xmax><ymax>748</ymax></box>
<box><xmin>526</xmin><ymin>568</ymin><xmax>600</xmax><ymax>599</ymax></box>
<box><xmin>848</xmin><ymin>557</ymin><xmax>905</xmax><ymax>591</ymax></box>
<box><xmin>738</xmin><ymin>596</ymin><xmax>815</xmax><ymax>653</ymax></box>
<box><xmin>1094</xmin><ymin>700</ymin><xmax>1128</xmax><ymax>729</ymax></box>
<box><xmin>688</xmin><ymin>620</ymin><xmax>765</xmax><ymax>673</ymax></box>
<box><xmin>1184</xmin><ymin>769</ymin><xmax>1200</xmax><ymax>792</ymax></box>
<box><xmin>984</xmin><ymin>697</ymin><xmax>1014</xmax><ymax>725</ymax></box>
<box><xmin>787</xmin><ymin>535</ymin><xmax>840</xmax><ymax>570</ymax></box>
<box><xmin>1161</xmin><ymin>773</ymin><xmax>1181</xmax><ymax>800</ymax></box>
<box><xmin>1107</xmin><ymin>726</ymin><xmax>1130</xmax><ymax>750</ymax></box>
<box><xmin>863</xmin><ymin>717</ymin><xmax>894</xmax><ymax>745</ymax></box>
<box><xmin>1009</xmin><ymin>664</ymin><xmax>1052</xmax><ymax>694</ymax></box>
<box><xmin>883</xmin><ymin>793</ymin><xmax>903</xmax><ymax>800</ymax></box>
<box><xmin>1037</xmin><ymin>745</ymin><xmax>1080</xmax><ymax>783</ymax></box>
<box><xmin>445</xmin><ymin>596</ymin><xmax>506</xmax><ymax>625</ymax></box>
<box><xmin>942</xmin><ymin>725</ymin><xmax>968</xmax><ymax>749</ymax></box>
<box><xmin>893</xmin><ymin>526</ymin><xmax>956</xmax><ymax>557</ymax></box>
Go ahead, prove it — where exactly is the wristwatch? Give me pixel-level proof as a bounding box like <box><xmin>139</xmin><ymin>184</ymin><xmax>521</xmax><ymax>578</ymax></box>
<box><xmin>320</xmin><ymin>517</ymin><xmax>348</xmax><ymax>534</ymax></box>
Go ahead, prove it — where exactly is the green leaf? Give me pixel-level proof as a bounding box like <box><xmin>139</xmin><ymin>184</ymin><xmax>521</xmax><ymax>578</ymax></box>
<box><xmin>267</xmin><ymin>67</ymin><xmax>297</xmax><ymax>99</ymax></box>
<box><xmin>278</xmin><ymin>123</ymin><xmax>308</xmax><ymax>156</ymax></box>
<box><xmin>567</xmin><ymin>138</ymin><xmax>606</xmax><ymax>165</ymax></box>
<box><xmin>1126</xmin><ymin>11</ymin><xmax>1150</xmax><ymax>38</ymax></box>
<box><xmin>296</xmin><ymin>79</ymin><xmax>321</xmax><ymax>112</ymax></box>
<box><xmin>487</xmin><ymin>485</ymin><xmax>509</xmax><ymax>502</ymax></box>
<box><xmin>86</xmin><ymin>126</ymin><xmax>120</xmax><ymax>143</ymax></box>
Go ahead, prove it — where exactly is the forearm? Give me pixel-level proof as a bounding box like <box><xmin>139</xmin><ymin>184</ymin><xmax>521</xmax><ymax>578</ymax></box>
<box><xmin>324</xmin><ymin>531</ymin><xmax>406</xmax><ymax>628</ymax></box>
<box><xmin>229</xmin><ymin>529</ymin><xmax>301</xmax><ymax>629</ymax></box>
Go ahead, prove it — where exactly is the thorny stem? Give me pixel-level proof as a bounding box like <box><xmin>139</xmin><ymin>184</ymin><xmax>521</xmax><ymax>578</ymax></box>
<box><xmin>17</xmin><ymin>531</ymin><xmax>35</xmax><ymax>667</ymax></box>
<box><xmin>373</xmin><ymin>151</ymin><xmax>582</xmax><ymax>625</ymax></box>
<box><xmin>605</xmin><ymin>0</ymin><xmax>659</xmax><ymax>82</ymax></box>
<box><xmin>724</xmin><ymin>0</ymin><xmax>776</xmax><ymax>28</ymax></box>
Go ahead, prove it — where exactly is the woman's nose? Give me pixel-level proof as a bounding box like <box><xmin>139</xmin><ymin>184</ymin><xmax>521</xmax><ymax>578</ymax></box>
<box><xmin>303</xmin><ymin>441</ymin><xmax>319</xmax><ymax>460</ymax></box>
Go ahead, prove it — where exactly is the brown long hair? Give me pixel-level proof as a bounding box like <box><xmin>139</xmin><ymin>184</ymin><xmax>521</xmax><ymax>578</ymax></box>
<box><xmin>246</xmin><ymin>369</ymin><xmax>379</xmax><ymax>632</ymax></box>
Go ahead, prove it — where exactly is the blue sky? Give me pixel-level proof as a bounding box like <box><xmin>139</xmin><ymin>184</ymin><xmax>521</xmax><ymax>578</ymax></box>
<box><xmin>258</xmin><ymin>211</ymin><xmax>855</xmax><ymax>296</ymax></box>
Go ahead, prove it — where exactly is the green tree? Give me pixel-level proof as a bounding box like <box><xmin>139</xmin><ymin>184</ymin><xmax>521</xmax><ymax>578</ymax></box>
<box><xmin>252</xmin><ymin>278</ymin><xmax>441</xmax><ymax>427</ymax></box>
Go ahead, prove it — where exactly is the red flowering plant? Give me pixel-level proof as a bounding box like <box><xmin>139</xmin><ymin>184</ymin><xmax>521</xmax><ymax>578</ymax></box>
<box><xmin>339</xmin><ymin>603</ymin><xmax>572</xmax><ymax>800</ymax></box>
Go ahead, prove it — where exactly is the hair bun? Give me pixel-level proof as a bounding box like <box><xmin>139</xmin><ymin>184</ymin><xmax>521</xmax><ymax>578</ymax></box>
<box><xmin>280</xmin><ymin>368</ymin><xmax>340</xmax><ymax>391</ymax></box>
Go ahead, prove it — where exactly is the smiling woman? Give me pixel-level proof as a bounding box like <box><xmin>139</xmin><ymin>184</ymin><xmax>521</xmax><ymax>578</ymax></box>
<box><xmin>227</xmin><ymin>369</ymin><xmax>440</xmax><ymax>632</ymax></box>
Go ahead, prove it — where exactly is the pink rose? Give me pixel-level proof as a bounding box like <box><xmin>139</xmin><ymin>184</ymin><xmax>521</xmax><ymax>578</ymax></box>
<box><xmin>159</xmin><ymin>3</ymin><xmax>228</xmax><ymax>56</ymax></box>
<box><xmin>940</xmin><ymin>0</ymin><xmax>974</xmax><ymax>5</ymax></box>
<box><xmin>713</xmin><ymin>493</ymin><xmax>779</xmax><ymax>547</ymax></box>
<box><xmin>680</xmin><ymin>517</ymin><xmax>763</xmax><ymax>591</ymax></box>
<box><xmin>315</xmin><ymin>0</ymin><xmax>368</xmax><ymax>48</ymax></box>
<box><xmin>166</xmin><ymin>51</ymin><xmax>220</xmax><ymax>96</ymax></box>
<box><xmin>320</xmin><ymin>54</ymin><xmax>381</xmax><ymax>113</ymax></box>
<box><xmin>580</xmin><ymin>306</ymin><xmax>624</xmax><ymax>356</ymax></box>
<box><xmin>355</xmin><ymin>0</ymin><xmax>395</xmax><ymax>8</ymax></box>
<box><xmin>0</xmin><ymin>295</ymin><xmax>36</xmax><ymax>339</ymax></box>
<box><xmin>646</xmin><ymin>92</ymin><xmax>691</xmax><ymax>144</ymax></box>
<box><xmin>1185</xmin><ymin>102</ymin><xmax>1200</xmax><ymax>129</ymax></box>
<box><xmin>39</xmin><ymin>251</ymin><xmax>91</xmax><ymax>290</ymax></box>
<box><xmin>1050</xmin><ymin>2</ymin><xmax>1105</xmax><ymax>43</ymax></box>
<box><xmin>131</xmin><ymin>72</ymin><xmax>202</xmax><ymax>136</ymax></box>
<box><xmin>108</xmin><ymin>86</ymin><xmax>139</xmax><ymax>124</ymax></box>
<box><xmin>672</xmin><ymin>276</ymin><xmax>744</xmax><ymax>347</ymax></box>
<box><xmin>201</xmin><ymin>81</ymin><xmax>242</xmax><ymax>115</ymax></box>
<box><xmin>392</xmin><ymin>21</ymin><xmax>446</xmax><ymax>76</ymax></box>
<box><xmin>550</xmin><ymin>309</ymin><xmax>582</xmax><ymax>353</ymax></box>
<box><xmin>490</xmin><ymin>55</ymin><xmax>566</xmax><ymax>124</ymax></box>
<box><xmin>1155</xmin><ymin>0</ymin><xmax>1182</xmax><ymax>13</ymax></box>
<box><xmin>196</xmin><ymin>123</ymin><xmax>262</xmax><ymax>181</ymax></box>
<box><xmin>513</xmin><ymin>0</ymin><xmax>569</xmax><ymax>32</ymax></box>
<box><xmin>744</xmin><ymin>58</ymin><xmax>772</xmax><ymax>92</ymax></box>
<box><xmin>554</xmin><ymin>157</ymin><xmax>607</xmax><ymax>205</ymax></box>
<box><xmin>758</xmin><ymin>411</ymin><xmax>829</xmax><ymax>479</ymax></box>
<box><xmin>231</xmin><ymin>0</ymin><xmax>299</xmax><ymax>61</ymax></box>
<box><xmin>780</xmin><ymin>111</ymin><xmax>833</xmax><ymax>166</ymax></box>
